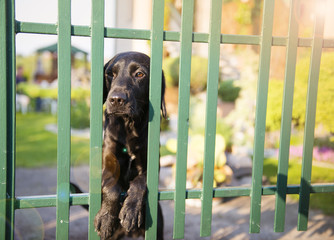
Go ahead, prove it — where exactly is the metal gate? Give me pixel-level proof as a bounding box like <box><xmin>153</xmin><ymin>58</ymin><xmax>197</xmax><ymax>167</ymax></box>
<box><xmin>1</xmin><ymin>0</ymin><xmax>334</xmax><ymax>239</ymax></box>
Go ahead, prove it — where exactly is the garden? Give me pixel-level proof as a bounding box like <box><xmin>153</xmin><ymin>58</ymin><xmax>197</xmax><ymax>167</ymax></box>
<box><xmin>16</xmin><ymin>48</ymin><xmax>334</xmax><ymax>216</ymax></box>
<box><xmin>14</xmin><ymin>0</ymin><xmax>334</xmax><ymax>222</ymax></box>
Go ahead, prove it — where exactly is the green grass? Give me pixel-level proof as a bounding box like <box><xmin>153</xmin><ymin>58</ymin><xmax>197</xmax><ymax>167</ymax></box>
<box><xmin>16</xmin><ymin>113</ymin><xmax>89</xmax><ymax>168</ymax></box>
<box><xmin>264</xmin><ymin>158</ymin><xmax>334</xmax><ymax>215</ymax></box>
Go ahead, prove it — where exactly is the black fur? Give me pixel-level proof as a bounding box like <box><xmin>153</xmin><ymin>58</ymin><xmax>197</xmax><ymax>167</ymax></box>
<box><xmin>94</xmin><ymin>52</ymin><xmax>165</xmax><ymax>240</ymax></box>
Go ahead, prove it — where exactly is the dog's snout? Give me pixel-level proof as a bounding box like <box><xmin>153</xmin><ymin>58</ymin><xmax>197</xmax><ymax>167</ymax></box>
<box><xmin>109</xmin><ymin>92</ymin><xmax>127</xmax><ymax>106</ymax></box>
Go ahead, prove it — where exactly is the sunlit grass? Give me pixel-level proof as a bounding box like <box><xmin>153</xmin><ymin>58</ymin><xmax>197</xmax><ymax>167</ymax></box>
<box><xmin>264</xmin><ymin>158</ymin><xmax>334</xmax><ymax>215</ymax></box>
<box><xmin>16</xmin><ymin>113</ymin><xmax>90</xmax><ymax>168</ymax></box>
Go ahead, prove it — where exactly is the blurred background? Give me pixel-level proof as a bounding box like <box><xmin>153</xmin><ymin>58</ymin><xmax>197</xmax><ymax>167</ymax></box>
<box><xmin>14</xmin><ymin>0</ymin><xmax>334</xmax><ymax>239</ymax></box>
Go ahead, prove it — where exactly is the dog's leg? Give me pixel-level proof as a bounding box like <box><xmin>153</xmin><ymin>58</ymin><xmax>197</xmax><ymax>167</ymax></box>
<box><xmin>157</xmin><ymin>203</ymin><xmax>164</xmax><ymax>240</ymax></box>
<box><xmin>95</xmin><ymin>149</ymin><xmax>122</xmax><ymax>239</ymax></box>
<box><xmin>119</xmin><ymin>174</ymin><xmax>164</xmax><ymax>239</ymax></box>
<box><xmin>119</xmin><ymin>173</ymin><xmax>146</xmax><ymax>232</ymax></box>
<box><xmin>94</xmin><ymin>179</ymin><xmax>122</xmax><ymax>239</ymax></box>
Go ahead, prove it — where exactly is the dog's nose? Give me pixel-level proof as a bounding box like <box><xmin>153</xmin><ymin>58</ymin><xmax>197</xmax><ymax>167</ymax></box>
<box><xmin>109</xmin><ymin>92</ymin><xmax>127</xmax><ymax>106</ymax></box>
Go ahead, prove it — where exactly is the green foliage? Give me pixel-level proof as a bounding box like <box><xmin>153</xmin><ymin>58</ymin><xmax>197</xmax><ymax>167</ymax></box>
<box><xmin>16</xmin><ymin>113</ymin><xmax>89</xmax><ymax>167</ymax></box>
<box><xmin>216</xmin><ymin>117</ymin><xmax>233</xmax><ymax>150</ymax></box>
<box><xmin>225</xmin><ymin>48</ymin><xmax>259</xmax><ymax>149</ymax></box>
<box><xmin>266</xmin><ymin>79</ymin><xmax>284</xmax><ymax>131</ymax></box>
<box><xmin>189</xmin><ymin>96</ymin><xmax>233</xmax><ymax>149</ymax></box>
<box><xmin>16</xmin><ymin>55</ymin><xmax>38</xmax><ymax>82</ymax></box>
<box><xmin>73</xmin><ymin>57</ymin><xmax>90</xmax><ymax>70</ymax></box>
<box><xmin>160</xmin><ymin>144</ymin><xmax>174</xmax><ymax>157</ymax></box>
<box><xmin>71</xmin><ymin>100</ymin><xmax>90</xmax><ymax>129</ymax></box>
<box><xmin>264</xmin><ymin>158</ymin><xmax>334</xmax><ymax>215</ymax></box>
<box><xmin>165</xmin><ymin>94</ymin><xmax>233</xmax><ymax>156</ymax></box>
<box><xmin>17</xmin><ymin>83</ymin><xmax>58</xmax><ymax>99</ymax></box>
<box><xmin>310</xmin><ymin>52</ymin><xmax>334</xmax><ymax>133</ymax></box>
<box><xmin>218</xmin><ymin>80</ymin><xmax>241</xmax><ymax>102</ymax></box>
<box><xmin>235</xmin><ymin>2</ymin><xmax>252</xmax><ymax>25</ymax></box>
<box><xmin>314</xmin><ymin>136</ymin><xmax>334</xmax><ymax>150</ymax></box>
<box><xmin>163</xmin><ymin>56</ymin><xmax>214</xmax><ymax>93</ymax></box>
<box><xmin>17</xmin><ymin>83</ymin><xmax>90</xmax><ymax>101</ymax></box>
<box><xmin>185</xmin><ymin>134</ymin><xmax>227</xmax><ymax>167</ymax></box>
<box><xmin>190</xmin><ymin>56</ymin><xmax>210</xmax><ymax>93</ymax></box>
<box><xmin>160</xmin><ymin>115</ymin><xmax>170</xmax><ymax>132</ymax></box>
<box><xmin>164</xmin><ymin>0</ymin><xmax>175</xmax><ymax>31</ymax></box>
<box><xmin>17</xmin><ymin>83</ymin><xmax>91</xmax><ymax>129</ymax></box>
<box><xmin>163</xmin><ymin>57</ymin><xmax>179</xmax><ymax>87</ymax></box>
<box><xmin>70</xmin><ymin>87</ymin><xmax>91</xmax><ymax>101</ymax></box>
<box><xmin>266</xmin><ymin>52</ymin><xmax>334</xmax><ymax>133</ymax></box>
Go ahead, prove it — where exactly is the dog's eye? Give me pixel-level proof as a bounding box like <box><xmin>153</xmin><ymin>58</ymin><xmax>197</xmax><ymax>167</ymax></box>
<box><xmin>105</xmin><ymin>72</ymin><xmax>115</xmax><ymax>79</ymax></box>
<box><xmin>135</xmin><ymin>72</ymin><xmax>144</xmax><ymax>78</ymax></box>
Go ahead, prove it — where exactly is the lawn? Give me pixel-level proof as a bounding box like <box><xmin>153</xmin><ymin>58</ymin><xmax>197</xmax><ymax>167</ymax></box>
<box><xmin>16</xmin><ymin>113</ymin><xmax>90</xmax><ymax>167</ymax></box>
<box><xmin>263</xmin><ymin>158</ymin><xmax>334</xmax><ymax>215</ymax></box>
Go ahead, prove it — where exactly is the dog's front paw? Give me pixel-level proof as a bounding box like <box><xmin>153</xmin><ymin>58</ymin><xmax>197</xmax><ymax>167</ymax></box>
<box><xmin>94</xmin><ymin>209</ymin><xmax>119</xmax><ymax>239</ymax></box>
<box><xmin>119</xmin><ymin>198</ymin><xmax>144</xmax><ymax>232</ymax></box>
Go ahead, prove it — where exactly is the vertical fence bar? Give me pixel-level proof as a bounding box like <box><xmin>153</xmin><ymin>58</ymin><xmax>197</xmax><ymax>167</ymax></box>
<box><xmin>56</xmin><ymin>0</ymin><xmax>72</xmax><ymax>238</ymax></box>
<box><xmin>274</xmin><ymin>0</ymin><xmax>299</xmax><ymax>232</ymax></box>
<box><xmin>249</xmin><ymin>0</ymin><xmax>275</xmax><ymax>233</ymax></box>
<box><xmin>1</xmin><ymin>0</ymin><xmax>16</xmax><ymax>239</ymax></box>
<box><xmin>0</xmin><ymin>0</ymin><xmax>7</xmax><ymax>236</ymax></box>
<box><xmin>297</xmin><ymin>0</ymin><xmax>325</xmax><ymax>231</ymax></box>
<box><xmin>200</xmin><ymin>0</ymin><xmax>222</xmax><ymax>237</ymax></box>
<box><xmin>89</xmin><ymin>0</ymin><xmax>104</xmax><ymax>239</ymax></box>
<box><xmin>145</xmin><ymin>0</ymin><xmax>165</xmax><ymax>239</ymax></box>
<box><xmin>2</xmin><ymin>0</ymin><xmax>16</xmax><ymax>239</ymax></box>
<box><xmin>173</xmin><ymin>0</ymin><xmax>194</xmax><ymax>238</ymax></box>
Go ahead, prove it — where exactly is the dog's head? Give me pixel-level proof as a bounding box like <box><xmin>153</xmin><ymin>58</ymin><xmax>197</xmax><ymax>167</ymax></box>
<box><xmin>103</xmin><ymin>51</ymin><xmax>166</xmax><ymax>119</ymax></box>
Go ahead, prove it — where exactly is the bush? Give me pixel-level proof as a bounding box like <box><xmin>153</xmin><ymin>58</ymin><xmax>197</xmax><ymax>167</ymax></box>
<box><xmin>266</xmin><ymin>52</ymin><xmax>334</xmax><ymax>133</ymax></box>
<box><xmin>163</xmin><ymin>56</ymin><xmax>216</xmax><ymax>93</ymax></box>
<box><xmin>71</xmin><ymin>100</ymin><xmax>90</xmax><ymax>129</ymax></box>
<box><xmin>160</xmin><ymin>115</ymin><xmax>170</xmax><ymax>131</ymax></box>
<box><xmin>266</xmin><ymin>79</ymin><xmax>284</xmax><ymax>131</ymax></box>
<box><xmin>189</xmin><ymin>96</ymin><xmax>232</xmax><ymax>148</ymax></box>
<box><xmin>17</xmin><ymin>83</ymin><xmax>57</xmax><ymax>99</ymax></box>
<box><xmin>190</xmin><ymin>56</ymin><xmax>209</xmax><ymax>93</ymax></box>
<box><xmin>298</xmin><ymin>52</ymin><xmax>334</xmax><ymax>133</ymax></box>
<box><xmin>218</xmin><ymin>80</ymin><xmax>241</xmax><ymax>102</ymax></box>
<box><xmin>17</xmin><ymin>83</ymin><xmax>90</xmax><ymax>101</ymax></box>
<box><xmin>163</xmin><ymin>57</ymin><xmax>179</xmax><ymax>87</ymax></box>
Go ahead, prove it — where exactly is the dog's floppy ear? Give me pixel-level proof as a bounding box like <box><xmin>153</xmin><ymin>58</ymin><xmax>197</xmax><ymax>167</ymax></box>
<box><xmin>103</xmin><ymin>60</ymin><xmax>112</xmax><ymax>104</ymax></box>
<box><xmin>161</xmin><ymin>71</ymin><xmax>167</xmax><ymax>119</ymax></box>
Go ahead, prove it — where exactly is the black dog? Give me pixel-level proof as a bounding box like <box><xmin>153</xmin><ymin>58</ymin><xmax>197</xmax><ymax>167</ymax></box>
<box><xmin>94</xmin><ymin>52</ymin><xmax>166</xmax><ymax>240</ymax></box>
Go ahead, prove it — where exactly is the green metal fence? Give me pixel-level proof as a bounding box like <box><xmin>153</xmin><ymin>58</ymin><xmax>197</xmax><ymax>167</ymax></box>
<box><xmin>1</xmin><ymin>0</ymin><xmax>334</xmax><ymax>239</ymax></box>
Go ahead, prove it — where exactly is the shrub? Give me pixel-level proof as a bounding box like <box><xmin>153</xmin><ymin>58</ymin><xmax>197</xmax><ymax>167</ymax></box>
<box><xmin>266</xmin><ymin>52</ymin><xmax>334</xmax><ymax>133</ymax></box>
<box><xmin>266</xmin><ymin>79</ymin><xmax>284</xmax><ymax>131</ymax></box>
<box><xmin>160</xmin><ymin>115</ymin><xmax>170</xmax><ymax>131</ymax></box>
<box><xmin>218</xmin><ymin>80</ymin><xmax>241</xmax><ymax>102</ymax></box>
<box><xmin>189</xmin><ymin>95</ymin><xmax>233</xmax><ymax>148</ymax></box>
<box><xmin>70</xmin><ymin>100</ymin><xmax>90</xmax><ymax>129</ymax></box>
<box><xmin>296</xmin><ymin>52</ymin><xmax>334</xmax><ymax>133</ymax></box>
<box><xmin>17</xmin><ymin>83</ymin><xmax>90</xmax><ymax>101</ymax></box>
<box><xmin>163</xmin><ymin>56</ymin><xmax>215</xmax><ymax>93</ymax></box>
<box><xmin>163</xmin><ymin>57</ymin><xmax>179</xmax><ymax>87</ymax></box>
<box><xmin>190</xmin><ymin>56</ymin><xmax>209</xmax><ymax>93</ymax></box>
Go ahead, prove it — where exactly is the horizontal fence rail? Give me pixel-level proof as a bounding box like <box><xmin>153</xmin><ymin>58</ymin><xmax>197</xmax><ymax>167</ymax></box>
<box><xmin>1</xmin><ymin>0</ymin><xmax>334</xmax><ymax>239</ymax></box>
<box><xmin>15</xmin><ymin>21</ymin><xmax>334</xmax><ymax>48</ymax></box>
<box><xmin>13</xmin><ymin>183</ymin><xmax>334</xmax><ymax>209</ymax></box>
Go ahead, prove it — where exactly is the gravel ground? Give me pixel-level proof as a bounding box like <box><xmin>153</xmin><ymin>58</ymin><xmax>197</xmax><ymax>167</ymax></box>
<box><xmin>14</xmin><ymin>166</ymin><xmax>334</xmax><ymax>240</ymax></box>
